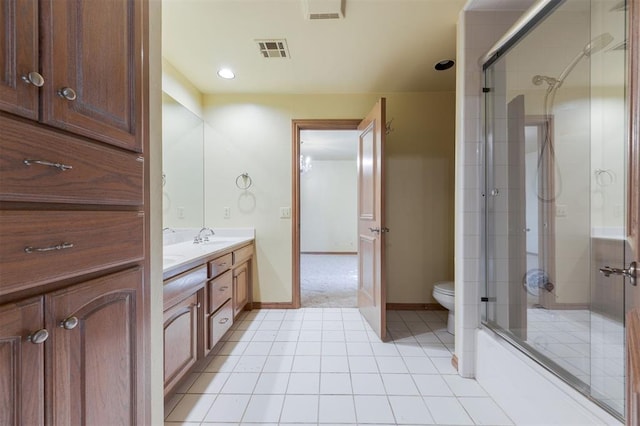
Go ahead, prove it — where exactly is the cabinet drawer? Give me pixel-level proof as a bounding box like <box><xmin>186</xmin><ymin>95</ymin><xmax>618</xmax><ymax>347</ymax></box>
<box><xmin>164</xmin><ymin>265</ymin><xmax>207</xmax><ymax>311</ymax></box>
<box><xmin>208</xmin><ymin>253</ymin><xmax>232</xmax><ymax>278</ymax></box>
<box><xmin>0</xmin><ymin>211</ymin><xmax>144</xmax><ymax>295</ymax></box>
<box><xmin>0</xmin><ymin>115</ymin><xmax>143</xmax><ymax>205</ymax></box>
<box><xmin>233</xmin><ymin>244</ymin><xmax>253</xmax><ymax>265</ymax></box>
<box><xmin>208</xmin><ymin>270</ymin><xmax>232</xmax><ymax>314</ymax></box>
<box><xmin>208</xmin><ymin>300</ymin><xmax>233</xmax><ymax>348</ymax></box>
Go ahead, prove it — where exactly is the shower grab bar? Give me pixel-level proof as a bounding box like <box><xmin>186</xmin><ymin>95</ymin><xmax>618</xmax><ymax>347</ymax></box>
<box><xmin>480</xmin><ymin>0</ymin><xmax>564</xmax><ymax>70</ymax></box>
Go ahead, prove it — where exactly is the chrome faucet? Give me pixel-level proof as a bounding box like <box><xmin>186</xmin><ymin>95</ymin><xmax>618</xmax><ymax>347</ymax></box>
<box><xmin>194</xmin><ymin>227</ymin><xmax>215</xmax><ymax>244</ymax></box>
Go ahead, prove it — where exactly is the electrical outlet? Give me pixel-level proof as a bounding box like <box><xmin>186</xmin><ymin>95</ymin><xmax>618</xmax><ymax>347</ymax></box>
<box><xmin>224</xmin><ymin>207</ymin><xmax>231</xmax><ymax>219</ymax></box>
<box><xmin>178</xmin><ymin>206</ymin><xmax>185</xmax><ymax>219</ymax></box>
<box><xmin>280</xmin><ymin>207</ymin><xmax>291</xmax><ymax>219</ymax></box>
<box><xmin>555</xmin><ymin>204</ymin><xmax>568</xmax><ymax>217</ymax></box>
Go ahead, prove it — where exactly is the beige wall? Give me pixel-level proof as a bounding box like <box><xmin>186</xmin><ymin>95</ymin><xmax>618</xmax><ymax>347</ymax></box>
<box><xmin>202</xmin><ymin>92</ymin><xmax>455</xmax><ymax>304</ymax></box>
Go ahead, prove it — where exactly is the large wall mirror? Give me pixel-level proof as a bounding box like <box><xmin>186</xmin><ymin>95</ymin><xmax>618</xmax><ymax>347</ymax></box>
<box><xmin>162</xmin><ymin>92</ymin><xmax>204</xmax><ymax>229</ymax></box>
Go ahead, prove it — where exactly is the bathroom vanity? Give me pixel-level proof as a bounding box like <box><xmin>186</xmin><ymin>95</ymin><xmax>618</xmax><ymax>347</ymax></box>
<box><xmin>162</xmin><ymin>229</ymin><xmax>254</xmax><ymax>396</ymax></box>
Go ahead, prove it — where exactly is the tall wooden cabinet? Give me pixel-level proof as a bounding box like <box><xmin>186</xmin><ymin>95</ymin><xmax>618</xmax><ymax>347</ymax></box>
<box><xmin>0</xmin><ymin>0</ymin><xmax>149</xmax><ymax>425</ymax></box>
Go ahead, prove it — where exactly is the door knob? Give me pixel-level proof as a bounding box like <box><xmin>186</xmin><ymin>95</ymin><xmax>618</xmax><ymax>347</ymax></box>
<box><xmin>599</xmin><ymin>261</ymin><xmax>637</xmax><ymax>286</ymax></box>
<box><xmin>57</xmin><ymin>87</ymin><xmax>77</xmax><ymax>101</ymax></box>
<box><xmin>21</xmin><ymin>71</ymin><xmax>45</xmax><ymax>87</ymax></box>
<box><xmin>369</xmin><ymin>227</ymin><xmax>380</xmax><ymax>234</ymax></box>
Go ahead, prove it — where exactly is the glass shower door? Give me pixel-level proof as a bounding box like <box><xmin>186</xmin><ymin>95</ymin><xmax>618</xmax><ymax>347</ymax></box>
<box><xmin>482</xmin><ymin>0</ymin><xmax>628</xmax><ymax>419</ymax></box>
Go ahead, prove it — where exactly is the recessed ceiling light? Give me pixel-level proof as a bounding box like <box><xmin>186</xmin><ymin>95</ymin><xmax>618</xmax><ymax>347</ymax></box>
<box><xmin>434</xmin><ymin>60</ymin><xmax>455</xmax><ymax>71</ymax></box>
<box><xmin>217</xmin><ymin>68</ymin><xmax>235</xmax><ymax>79</ymax></box>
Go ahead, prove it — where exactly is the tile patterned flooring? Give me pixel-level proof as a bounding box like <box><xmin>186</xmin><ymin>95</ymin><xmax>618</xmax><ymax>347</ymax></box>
<box><xmin>165</xmin><ymin>308</ymin><xmax>514</xmax><ymax>425</ymax></box>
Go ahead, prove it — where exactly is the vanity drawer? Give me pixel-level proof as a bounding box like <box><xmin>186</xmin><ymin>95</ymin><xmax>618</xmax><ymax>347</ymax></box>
<box><xmin>0</xmin><ymin>210</ymin><xmax>144</xmax><ymax>295</ymax></box>
<box><xmin>0</xmin><ymin>115</ymin><xmax>143</xmax><ymax>205</ymax></box>
<box><xmin>233</xmin><ymin>244</ymin><xmax>253</xmax><ymax>265</ymax></box>
<box><xmin>208</xmin><ymin>253</ymin><xmax>232</xmax><ymax>278</ymax></box>
<box><xmin>164</xmin><ymin>265</ymin><xmax>207</xmax><ymax>311</ymax></box>
<box><xmin>208</xmin><ymin>300</ymin><xmax>233</xmax><ymax>348</ymax></box>
<box><xmin>207</xmin><ymin>270</ymin><xmax>232</xmax><ymax>314</ymax></box>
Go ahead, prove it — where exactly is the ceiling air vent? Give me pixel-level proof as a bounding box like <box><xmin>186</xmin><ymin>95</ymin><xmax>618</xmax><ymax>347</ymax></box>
<box><xmin>256</xmin><ymin>39</ymin><xmax>291</xmax><ymax>58</ymax></box>
<box><xmin>302</xmin><ymin>0</ymin><xmax>344</xmax><ymax>20</ymax></box>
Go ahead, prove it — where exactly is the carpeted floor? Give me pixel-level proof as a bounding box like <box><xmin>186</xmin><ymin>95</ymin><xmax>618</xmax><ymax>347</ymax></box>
<box><xmin>300</xmin><ymin>254</ymin><xmax>357</xmax><ymax>308</ymax></box>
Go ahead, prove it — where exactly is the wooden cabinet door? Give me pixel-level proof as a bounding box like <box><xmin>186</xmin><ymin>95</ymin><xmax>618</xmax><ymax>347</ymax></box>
<box><xmin>233</xmin><ymin>262</ymin><xmax>249</xmax><ymax>317</ymax></box>
<box><xmin>163</xmin><ymin>291</ymin><xmax>199</xmax><ymax>396</ymax></box>
<box><xmin>0</xmin><ymin>297</ymin><xmax>45</xmax><ymax>426</ymax></box>
<box><xmin>46</xmin><ymin>268</ymin><xmax>144</xmax><ymax>426</ymax></box>
<box><xmin>39</xmin><ymin>0</ymin><xmax>142</xmax><ymax>152</ymax></box>
<box><xmin>0</xmin><ymin>0</ymin><xmax>39</xmax><ymax>119</ymax></box>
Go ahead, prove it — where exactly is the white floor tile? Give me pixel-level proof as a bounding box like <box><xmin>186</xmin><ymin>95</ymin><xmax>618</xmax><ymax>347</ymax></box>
<box><xmin>280</xmin><ymin>395</ymin><xmax>319</xmax><ymax>423</ymax></box>
<box><xmin>175</xmin><ymin>372</ymin><xmax>200</xmax><ymax>394</ymax></box>
<box><xmin>423</xmin><ymin>396</ymin><xmax>474</xmax><ymax>425</ymax></box>
<box><xmin>217</xmin><ymin>341</ymin><xmax>248</xmax><ymax>356</ymax></box>
<box><xmin>344</xmin><ymin>330</ymin><xmax>370</xmax><ymax>342</ymax></box>
<box><xmin>421</xmin><ymin>342</ymin><xmax>452</xmax><ymax>358</ymax></box>
<box><xmin>220</xmin><ymin>372</ymin><xmax>259</xmax><ymax>394</ymax></box>
<box><xmin>318</xmin><ymin>395</ymin><xmax>357</xmax><ymax>423</ymax></box>
<box><xmin>320</xmin><ymin>373</ymin><xmax>352</xmax><ymax>394</ymax></box>
<box><xmin>323</xmin><ymin>330</ymin><xmax>347</xmax><ymax>341</ymax></box>
<box><xmin>323</xmin><ymin>341</ymin><xmax>348</xmax><ymax>355</ymax></box>
<box><xmin>353</xmin><ymin>395</ymin><xmax>395</xmax><ymax>424</ymax></box>
<box><xmin>251</xmin><ymin>330</ymin><xmax>277</xmax><ymax>342</ymax></box>
<box><xmin>323</xmin><ymin>320</ymin><xmax>344</xmax><ymax>330</ymax></box>
<box><xmin>269</xmin><ymin>341</ymin><xmax>297</xmax><ymax>356</ymax></box>
<box><xmin>459</xmin><ymin>397</ymin><xmax>514</xmax><ymax>425</ymax></box>
<box><xmin>232</xmin><ymin>355</ymin><xmax>267</xmax><ymax>372</ymax></box>
<box><xmin>346</xmin><ymin>342</ymin><xmax>374</xmax><ymax>356</ymax></box>
<box><xmin>381</xmin><ymin>373</ymin><xmax>420</xmax><ymax>395</ymax></box>
<box><xmin>205</xmin><ymin>355</ymin><xmax>240</xmax><ymax>373</ymax></box>
<box><xmin>388</xmin><ymin>395</ymin><xmax>433</xmax><ymax>424</ymax></box>
<box><xmin>202</xmin><ymin>394</ymin><xmax>251</xmax><ymax>423</ymax></box>
<box><xmin>371</xmin><ymin>342</ymin><xmax>400</xmax><ymax>356</ymax></box>
<box><xmin>376</xmin><ymin>356</ymin><xmax>409</xmax><ymax>373</ymax></box>
<box><xmin>166</xmin><ymin>394</ymin><xmax>216</xmax><ymax>422</ymax></box>
<box><xmin>262</xmin><ymin>355</ymin><xmax>294</xmax><ymax>373</ymax></box>
<box><xmin>258</xmin><ymin>320</ymin><xmax>282</xmax><ymax>331</ymax></box>
<box><xmin>253</xmin><ymin>372</ymin><xmax>290</xmax><ymax>394</ymax></box>
<box><xmin>295</xmin><ymin>341</ymin><xmax>322</xmax><ymax>355</ymax></box>
<box><xmin>301</xmin><ymin>320</ymin><xmax>322</xmax><ymax>330</ymax></box>
<box><xmin>395</xmin><ymin>343</ymin><xmax>426</xmax><ymax>357</ymax></box>
<box><xmin>187</xmin><ymin>372</ymin><xmax>229</xmax><ymax>394</ymax></box>
<box><xmin>298</xmin><ymin>330</ymin><xmax>322</xmax><ymax>341</ymax></box>
<box><xmin>275</xmin><ymin>329</ymin><xmax>299</xmax><ymax>341</ymax></box>
<box><xmin>431</xmin><ymin>356</ymin><xmax>458</xmax><ymax>374</ymax></box>
<box><xmin>287</xmin><ymin>372</ymin><xmax>320</xmax><ymax>394</ymax></box>
<box><xmin>351</xmin><ymin>373</ymin><xmax>386</xmax><ymax>395</ymax></box>
<box><xmin>291</xmin><ymin>355</ymin><xmax>321</xmax><ymax>372</ymax></box>
<box><xmin>241</xmin><ymin>394</ymin><xmax>285</xmax><ymax>423</ymax></box>
<box><xmin>443</xmin><ymin>375</ymin><xmax>488</xmax><ymax>396</ymax></box>
<box><xmin>321</xmin><ymin>355</ymin><xmax>350</xmax><ymax>372</ymax></box>
<box><xmin>280</xmin><ymin>320</ymin><xmax>303</xmax><ymax>330</ymax></box>
<box><xmin>412</xmin><ymin>374</ymin><xmax>454</xmax><ymax>396</ymax></box>
<box><xmin>164</xmin><ymin>393</ymin><xmax>184</xmax><ymax>418</ymax></box>
<box><xmin>403</xmin><ymin>356</ymin><xmax>438</xmax><ymax>374</ymax></box>
<box><xmin>348</xmin><ymin>356</ymin><xmax>379</xmax><ymax>373</ymax></box>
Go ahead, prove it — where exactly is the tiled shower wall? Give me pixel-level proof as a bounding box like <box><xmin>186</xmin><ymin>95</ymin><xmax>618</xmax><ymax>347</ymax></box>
<box><xmin>454</xmin><ymin>9</ymin><xmax>525</xmax><ymax>377</ymax></box>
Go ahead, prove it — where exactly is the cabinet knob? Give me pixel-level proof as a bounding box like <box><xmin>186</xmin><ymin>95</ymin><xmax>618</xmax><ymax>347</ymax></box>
<box><xmin>27</xmin><ymin>329</ymin><xmax>49</xmax><ymax>344</ymax></box>
<box><xmin>59</xmin><ymin>316</ymin><xmax>79</xmax><ymax>330</ymax></box>
<box><xmin>57</xmin><ymin>87</ymin><xmax>77</xmax><ymax>101</ymax></box>
<box><xmin>219</xmin><ymin>318</ymin><xmax>229</xmax><ymax>324</ymax></box>
<box><xmin>21</xmin><ymin>71</ymin><xmax>45</xmax><ymax>87</ymax></box>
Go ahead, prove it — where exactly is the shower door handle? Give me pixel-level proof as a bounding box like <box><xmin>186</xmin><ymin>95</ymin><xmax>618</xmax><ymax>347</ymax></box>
<box><xmin>599</xmin><ymin>261</ymin><xmax>637</xmax><ymax>286</ymax></box>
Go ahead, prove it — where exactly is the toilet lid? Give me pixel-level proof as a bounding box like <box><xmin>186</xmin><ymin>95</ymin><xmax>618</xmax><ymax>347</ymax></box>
<box><xmin>434</xmin><ymin>281</ymin><xmax>454</xmax><ymax>296</ymax></box>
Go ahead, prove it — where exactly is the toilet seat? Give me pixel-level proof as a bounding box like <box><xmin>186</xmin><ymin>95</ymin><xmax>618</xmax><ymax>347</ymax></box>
<box><xmin>434</xmin><ymin>281</ymin><xmax>454</xmax><ymax>296</ymax></box>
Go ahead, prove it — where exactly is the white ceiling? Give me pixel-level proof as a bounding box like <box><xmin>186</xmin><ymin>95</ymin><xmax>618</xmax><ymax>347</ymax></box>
<box><xmin>162</xmin><ymin>0</ymin><xmax>468</xmax><ymax>94</ymax></box>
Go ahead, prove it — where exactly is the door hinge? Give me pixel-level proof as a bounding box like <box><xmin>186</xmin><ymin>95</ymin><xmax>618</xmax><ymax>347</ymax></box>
<box><xmin>482</xmin><ymin>87</ymin><xmax>491</xmax><ymax>93</ymax></box>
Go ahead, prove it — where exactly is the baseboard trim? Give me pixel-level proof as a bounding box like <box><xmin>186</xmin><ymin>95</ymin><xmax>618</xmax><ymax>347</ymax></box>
<box><xmin>251</xmin><ymin>302</ymin><xmax>297</xmax><ymax>309</ymax></box>
<box><xmin>386</xmin><ymin>303</ymin><xmax>445</xmax><ymax>311</ymax></box>
<box><xmin>301</xmin><ymin>251</ymin><xmax>358</xmax><ymax>255</ymax></box>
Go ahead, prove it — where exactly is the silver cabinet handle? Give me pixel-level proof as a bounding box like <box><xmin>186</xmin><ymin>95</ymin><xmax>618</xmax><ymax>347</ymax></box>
<box><xmin>58</xmin><ymin>87</ymin><xmax>77</xmax><ymax>101</ymax></box>
<box><xmin>600</xmin><ymin>261</ymin><xmax>637</xmax><ymax>286</ymax></box>
<box><xmin>21</xmin><ymin>71</ymin><xmax>45</xmax><ymax>87</ymax></box>
<box><xmin>60</xmin><ymin>316</ymin><xmax>79</xmax><ymax>330</ymax></box>
<box><xmin>219</xmin><ymin>286</ymin><xmax>229</xmax><ymax>291</ymax></box>
<box><xmin>24</xmin><ymin>159</ymin><xmax>73</xmax><ymax>171</ymax></box>
<box><xmin>24</xmin><ymin>242</ymin><xmax>74</xmax><ymax>254</ymax></box>
<box><xmin>27</xmin><ymin>329</ymin><xmax>49</xmax><ymax>344</ymax></box>
<box><xmin>219</xmin><ymin>318</ymin><xmax>229</xmax><ymax>324</ymax></box>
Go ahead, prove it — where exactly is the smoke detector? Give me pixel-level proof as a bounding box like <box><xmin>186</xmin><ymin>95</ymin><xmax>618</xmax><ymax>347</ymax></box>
<box><xmin>255</xmin><ymin>39</ymin><xmax>291</xmax><ymax>58</ymax></box>
<box><xmin>302</xmin><ymin>0</ymin><xmax>344</xmax><ymax>20</ymax></box>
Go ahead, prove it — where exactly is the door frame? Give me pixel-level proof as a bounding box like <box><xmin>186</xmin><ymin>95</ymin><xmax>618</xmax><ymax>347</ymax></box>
<box><xmin>291</xmin><ymin>119</ymin><xmax>362</xmax><ymax>308</ymax></box>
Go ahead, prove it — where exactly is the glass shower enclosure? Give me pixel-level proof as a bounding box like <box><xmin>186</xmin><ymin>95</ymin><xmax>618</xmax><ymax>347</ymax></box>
<box><xmin>482</xmin><ymin>0</ymin><xmax>627</xmax><ymax>419</ymax></box>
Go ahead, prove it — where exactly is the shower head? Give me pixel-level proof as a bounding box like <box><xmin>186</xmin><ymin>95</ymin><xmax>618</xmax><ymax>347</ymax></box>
<box><xmin>583</xmin><ymin>33</ymin><xmax>614</xmax><ymax>57</ymax></box>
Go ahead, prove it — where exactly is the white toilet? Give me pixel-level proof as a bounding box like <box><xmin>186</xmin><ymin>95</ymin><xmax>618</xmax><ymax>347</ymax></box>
<box><xmin>432</xmin><ymin>281</ymin><xmax>455</xmax><ymax>335</ymax></box>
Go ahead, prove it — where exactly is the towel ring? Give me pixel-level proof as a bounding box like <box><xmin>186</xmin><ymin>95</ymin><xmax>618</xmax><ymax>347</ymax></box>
<box><xmin>235</xmin><ymin>173</ymin><xmax>252</xmax><ymax>190</ymax></box>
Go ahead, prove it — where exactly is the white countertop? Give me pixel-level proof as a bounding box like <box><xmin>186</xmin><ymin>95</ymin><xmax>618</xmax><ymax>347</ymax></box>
<box><xmin>163</xmin><ymin>227</ymin><xmax>254</xmax><ymax>273</ymax></box>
